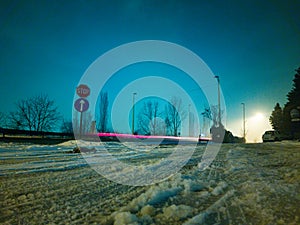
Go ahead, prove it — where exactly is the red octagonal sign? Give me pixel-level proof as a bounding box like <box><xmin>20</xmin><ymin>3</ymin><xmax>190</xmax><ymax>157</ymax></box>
<box><xmin>76</xmin><ymin>84</ymin><xmax>90</xmax><ymax>98</ymax></box>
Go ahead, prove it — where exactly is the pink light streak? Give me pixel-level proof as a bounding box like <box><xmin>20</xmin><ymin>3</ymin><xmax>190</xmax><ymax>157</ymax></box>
<box><xmin>96</xmin><ymin>132</ymin><xmax>211</xmax><ymax>142</ymax></box>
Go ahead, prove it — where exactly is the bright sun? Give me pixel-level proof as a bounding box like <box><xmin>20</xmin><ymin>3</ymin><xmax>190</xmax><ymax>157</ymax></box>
<box><xmin>228</xmin><ymin>111</ymin><xmax>272</xmax><ymax>143</ymax></box>
<box><xmin>253</xmin><ymin>112</ymin><xmax>264</xmax><ymax>121</ymax></box>
<box><xmin>244</xmin><ymin>112</ymin><xmax>272</xmax><ymax>143</ymax></box>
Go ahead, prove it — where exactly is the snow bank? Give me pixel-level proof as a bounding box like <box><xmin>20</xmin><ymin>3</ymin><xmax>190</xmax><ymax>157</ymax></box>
<box><xmin>163</xmin><ymin>204</ymin><xmax>194</xmax><ymax>220</ymax></box>
<box><xmin>140</xmin><ymin>205</ymin><xmax>155</xmax><ymax>216</ymax></box>
<box><xmin>56</xmin><ymin>140</ymin><xmax>77</xmax><ymax>147</ymax></box>
<box><xmin>148</xmin><ymin>187</ymin><xmax>182</xmax><ymax>205</ymax></box>
<box><xmin>110</xmin><ymin>171</ymin><xmax>212</xmax><ymax>224</ymax></box>
<box><xmin>114</xmin><ymin>212</ymin><xmax>138</xmax><ymax>225</ymax></box>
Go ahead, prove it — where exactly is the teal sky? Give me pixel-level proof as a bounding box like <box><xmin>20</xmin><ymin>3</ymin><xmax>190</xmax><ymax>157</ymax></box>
<box><xmin>0</xmin><ymin>1</ymin><xmax>299</xmax><ymax>140</ymax></box>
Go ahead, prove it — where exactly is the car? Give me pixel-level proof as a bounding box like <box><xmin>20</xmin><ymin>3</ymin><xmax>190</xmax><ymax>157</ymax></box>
<box><xmin>262</xmin><ymin>130</ymin><xmax>281</xmax><ymax>142</ymax></box>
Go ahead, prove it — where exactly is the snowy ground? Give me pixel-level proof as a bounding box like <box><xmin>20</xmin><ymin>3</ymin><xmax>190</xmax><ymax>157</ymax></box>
<box><xmin>0</xmin><ymin>141</ymin><xmax>299</xmax><ymax>225</ymax></box>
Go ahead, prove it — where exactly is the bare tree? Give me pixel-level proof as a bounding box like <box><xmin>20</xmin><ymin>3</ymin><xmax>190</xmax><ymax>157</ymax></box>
<box><xmin>202</xmin><ymin>105</ymin><xmax>222</xmax><ymax>126</ymax></box>
<box><xmin>97</xmin><ymin>92</ymin><xmax>109</xmax><ymax>132</ymax></box>
<box><xmin>201</xmin><ymin>107</ymin><xmax>212</xmax><ymax>120</ymax></box>
<box><xmin>138</xmin><ymin>100</ymin><xmax>165</xmax><ymax>135</ymax></box>
<box><xmin>0</xmin><ymin>112</ymin><xmax>8</xmax><ymax>128</ymax></box>
<box><xmin>61</xmin><ymin>119</ymin><xmax>73</xmax><ymax>134</ymax></box>
<box><xmin>10</xmin><ymin>94</ymin><xmax>60</xmax><ymax>133</ymax></box>
<box><xmin>165</xmin><ymin>97</ymin><xmax>186</xmax><ymax>136</ymax></box>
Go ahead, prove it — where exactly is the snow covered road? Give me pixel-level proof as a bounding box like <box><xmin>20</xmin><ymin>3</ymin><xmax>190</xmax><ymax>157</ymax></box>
<box><xmin>0</xmin><ymin>141</ymin><xmax>299</xmax><ymax>224</ymax></box>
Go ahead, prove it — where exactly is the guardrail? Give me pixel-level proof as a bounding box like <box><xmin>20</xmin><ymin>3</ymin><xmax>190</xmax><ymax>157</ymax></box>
<box><xmin>0</xmin><ymin>128</ymin><xmax>74</xmax><ymax>138</ymax></box>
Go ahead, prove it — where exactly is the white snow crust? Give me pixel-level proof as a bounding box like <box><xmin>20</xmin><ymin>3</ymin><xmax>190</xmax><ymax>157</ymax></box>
<box><xmin>0</xmin><ymin>141</ymin><xmax>299</xmax><ymax>224</ymax></box>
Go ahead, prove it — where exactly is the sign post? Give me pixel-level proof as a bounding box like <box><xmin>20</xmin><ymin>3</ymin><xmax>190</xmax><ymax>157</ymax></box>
<box><xmin>75</xmin><ymin>85</ymin><xmax>90</xmax><ymax>138</ymax></box>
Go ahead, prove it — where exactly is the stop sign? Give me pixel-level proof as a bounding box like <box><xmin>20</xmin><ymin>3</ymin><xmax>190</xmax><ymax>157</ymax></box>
<box><xmin>76</xmin><ymin>84</ymin><xmax>90</xmax><ymax>98</ymax></box>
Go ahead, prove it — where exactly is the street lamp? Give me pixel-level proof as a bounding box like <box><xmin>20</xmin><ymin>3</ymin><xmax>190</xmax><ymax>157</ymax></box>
<box><xmin>188</xmin><ymin>104</ymin><xmax>193</xmax><ymax>137</ymax></box>
<box><xmin>132</xmin><ymin>93</ymin><xmax>137</xmax><ymax>134</ymax></box>
<box><xmin>215</xmin><ymin>76</ymin><xmax>221</xmax><ymax>126</ymax></box>
<box><xmin>241</xmin><ymin>103</ymin><xmax>246</xmax><ymax>141</ymax></box>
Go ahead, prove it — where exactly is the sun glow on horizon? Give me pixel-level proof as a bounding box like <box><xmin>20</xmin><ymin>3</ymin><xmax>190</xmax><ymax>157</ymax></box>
<box><xmin>247</xmin><ymin>112</ymin><xmax>272</xmax><ymax>143</ymax></box>
<box><xmin>227</xmin><ymin>111</ymin><xmax>272</xmax><ymax>143</ymax></box>
<box><xmin>253</xmin><ymin>112</ymin><xmax>264</xmax><ymax>121</ymax></box>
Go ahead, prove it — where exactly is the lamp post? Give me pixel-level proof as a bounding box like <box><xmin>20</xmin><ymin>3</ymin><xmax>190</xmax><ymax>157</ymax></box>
<box><xmin>215</xmin><ymin>76</ymin><xmax>221</xmax><ymax>126</ymax></box>
<box><xmin>188</xmin><ymin>104</ymin><xmax>191</xmax><ymax>136</ymax></box>
<box><xmin>132</xmin><ymin>92</ymin><xmax>137</xmax><ymax>134</ymax></box>
<box><xmin>241</xmin><ymin>103</ymin><xmax>246</xmax><ymax>141</ymax></box>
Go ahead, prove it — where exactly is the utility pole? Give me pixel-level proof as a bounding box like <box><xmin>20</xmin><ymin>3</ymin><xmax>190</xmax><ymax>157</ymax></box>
<box><xmin>188</xmin><ymin>104</ymin><xmax>191</xmax><ymax>137</ymax></box>
<box><xmin>215</xmin><ymin>76</ymin><xmax>221</xmax><ymax>126</ymax></box>
<box><xmin>241</xmin><ymin>103</ymin><xmax>246</xmax><ymax>141</ymax></box>
<box><xmin>132</xmin><ymin>92</ymin><xmax>137</xmax><ymax>134</ymax></box>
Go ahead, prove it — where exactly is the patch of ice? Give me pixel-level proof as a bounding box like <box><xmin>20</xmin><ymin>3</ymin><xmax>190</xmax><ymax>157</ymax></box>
<box><xmin>211</xmin><ymin>181</ymin><xmax>227</xmax><ymax>196</ymax></box>
<box><xmin>182</xmin><ymin>179</ymin><xmax>207</xmax><ymax>194</ymax></box>
<box><xmin>183</xmin><ymin>211</ymin><xmax>211</xmax><ymax>225</ymax></box>
<box><xmin>148</xmin><ymin>187</ymin><xmax>182</xmax><ymax>205</ymax></box>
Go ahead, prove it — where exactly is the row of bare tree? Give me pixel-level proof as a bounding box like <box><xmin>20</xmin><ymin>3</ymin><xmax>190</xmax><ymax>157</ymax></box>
<box><xmin>0</xmin><ymin>94</ymin><xmax>84</xmax><ymax>135</ymax></box>
<box><xmin>93</xmin><ymin>93</ymin><xmax>217</xmax><ymax>136</ymax></box>
<box><xmin>93</xmin><ymin>92</ymin><xmax>188</xmax><ymax>136</ymax></box>
<box><xmin>0</xmin><ymin>93</ymin><xmax>106</xmax><ymax>135</ymax></box>
<box><xmin>137</xmin><ymin>97</ymin><xmax>186</xmax><ymax>136</ymax></box>
<box><xmin>1</xmin><ymin>94</ymin><xmax>61</xmax><ymax>134</ymax></box>
<box><xmin>0</xmin><ymin>92</ymin><xmax>218</xmax><ymax>137</ymax></box>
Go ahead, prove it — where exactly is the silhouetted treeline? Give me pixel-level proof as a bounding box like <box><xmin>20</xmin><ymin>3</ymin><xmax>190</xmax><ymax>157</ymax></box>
<box><xmin>270</xmin><ymin>67</ymin><xmax>300</xmax><ymax>139</ymax></box>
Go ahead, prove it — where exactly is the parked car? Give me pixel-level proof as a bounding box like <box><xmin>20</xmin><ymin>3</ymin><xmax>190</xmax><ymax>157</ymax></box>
<box><xmin>262</xmin><ymin>130</ymin><xmax>281</xmax><ymax>142</ymax></box>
